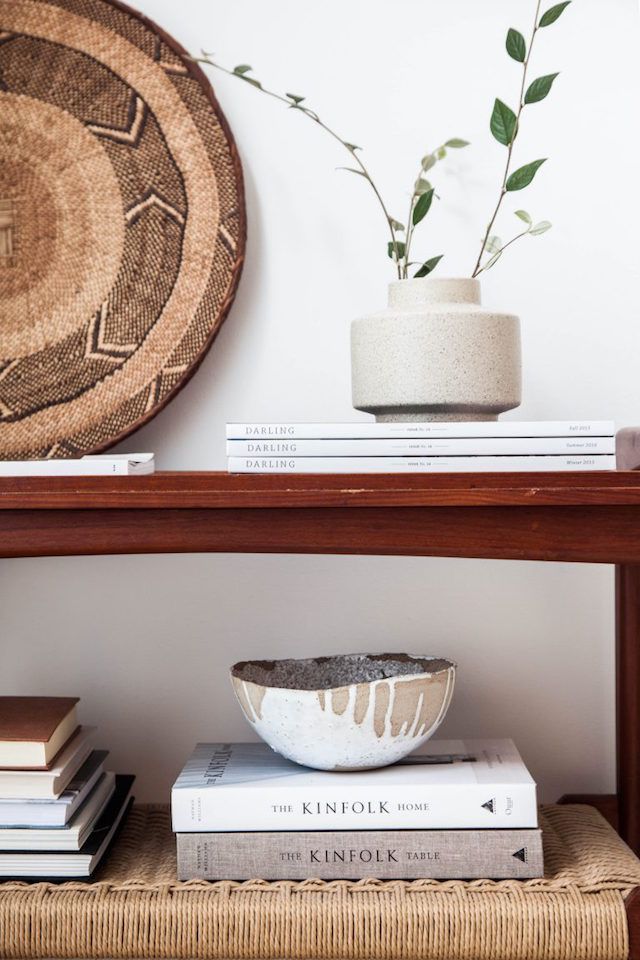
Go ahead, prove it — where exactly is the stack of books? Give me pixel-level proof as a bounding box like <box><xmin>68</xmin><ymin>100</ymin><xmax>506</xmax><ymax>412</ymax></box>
<box><xmin>0</xmin><ymin>697</ymin><xmax>134</xmax><ymax>878</ymax></box>
<box><xmin>226</xmin><ymin>421</ymin><xmax>616</xmax><ymax>473</ymax></box>
<box><xmin>172</xmin><ymin>739</ymin><xmax>543</xmax><ymax>880</ymax></box>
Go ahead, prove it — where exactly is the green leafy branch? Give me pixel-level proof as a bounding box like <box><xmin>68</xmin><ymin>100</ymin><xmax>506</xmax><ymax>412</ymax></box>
<box><xmin>191</xmin><ymin>54</ymin><xmax>468</xmax><ymax>280</ymax></box>
<box><xmin>390</xmin><ymin>139</ymin><xmax>469</xmax><ymax>278</ymax></box>
<box><xmin>471</xmin><ymin>0</ymin><xmax>571</xmax><ymax>277</ymax></box>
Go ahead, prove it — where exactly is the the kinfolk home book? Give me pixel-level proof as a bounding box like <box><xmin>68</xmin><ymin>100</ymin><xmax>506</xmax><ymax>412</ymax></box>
<box><xmin>171</xmin><ymin>739</ymin><xmax>537</xmax><ymax>832</ymax></box>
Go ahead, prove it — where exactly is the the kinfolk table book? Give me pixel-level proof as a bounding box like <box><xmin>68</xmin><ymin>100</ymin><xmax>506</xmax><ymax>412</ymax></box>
<box><xmin>176</xmin><ymin>825</ymin><xmax>543</xmax><ymax>880</ymax></box>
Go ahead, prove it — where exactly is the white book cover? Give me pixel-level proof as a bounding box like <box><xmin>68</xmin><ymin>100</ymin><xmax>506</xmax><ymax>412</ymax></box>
<box><xmin>0</xmin><ymin>772</ymin><xmax>115</xmax><ymax>850</ymax></box>
<box><xmin>226</xmin><ymin>421</ymin><xmax>615</xmax><ymax>440</ymax></box>
<box><xmin>0</xmin><ymin>454</ymin><xmax>154</xmax><ymax>477</ymax></box>
<box><xmin>228</xmin><ymin>455</ymin><xmax>617</xmax><ymax>474</ymax></box>
<box><xmin>0</xmin><ymin>750</ymin><xmax>108</xmax><ymax>827</ymax></box>
<box><xmin>0</xmin><ymin>727</ymin><xmax>95</xmax><ymax>799</ymax></box>
<box><xmin>0</xmin><ymin>775</ymin><xmax>134</xmax><ymax>877</ymax></box>
<box><xmin>227</xmin><ymin>437</ymin><xmax>616</xmax><ymax>457</ymax></box>
<box><xmin>171</xmin><ymin>739</ymin><xmax>538</xmax><ymax>832</ymax></box>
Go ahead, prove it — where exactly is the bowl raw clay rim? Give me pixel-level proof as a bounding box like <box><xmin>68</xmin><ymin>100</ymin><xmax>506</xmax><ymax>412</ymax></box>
<box><xmin>230</xmin><ymin>653</ymin><xmax>457</xmax><ymax>695</ymax></box>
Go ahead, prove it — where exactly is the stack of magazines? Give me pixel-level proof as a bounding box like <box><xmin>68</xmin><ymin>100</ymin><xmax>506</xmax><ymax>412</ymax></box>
<box><xmin>171</xmin><ymin>740</ymin><xmax>543</xmax><ymax>880</ymax></box>
<box><xmin>0</xmin><ymin>697</ymin><xmax>134</xmax><ymax>878</ymax></box>
<box><xmin>226</xmin><ymin>421</ymin><xmax>616</xmax><ymax>473</ymax></box>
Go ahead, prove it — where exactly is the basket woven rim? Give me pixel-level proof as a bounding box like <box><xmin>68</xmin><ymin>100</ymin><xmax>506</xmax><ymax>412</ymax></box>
<box><xmin>86</xmin><ymin>0</ymin><xmax>246</xmax><ymax>453</ymax></box>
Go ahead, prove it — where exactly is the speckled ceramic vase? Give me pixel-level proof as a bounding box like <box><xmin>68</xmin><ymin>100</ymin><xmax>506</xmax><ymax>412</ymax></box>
<box><xmin>351</xmin><ymin>277</ymin><xmax>521</xmax><ymax>421</ymax></box>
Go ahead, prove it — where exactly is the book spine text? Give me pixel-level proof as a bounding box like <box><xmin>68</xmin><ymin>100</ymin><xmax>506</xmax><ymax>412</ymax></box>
<box><xmin>226</xmin><ymin>421</ymin><xmax>615</xmax><ymax>440</ymax></box>
<box><xmin>227</xmin><ymin>455</ymin><xmax>617</xmax><ymax>474</ymax></box>
<box><xmin>227</xmin><ymin>437</ymin><xmax>615</xmax><ymax>457</ymax></box>
<box><xmin>171</xmin><ymin>783</ymin><xmax>538</xmax><ymax>832</ymax></box>
<box><xmin>176</xmin><ymin>827</ymin><xmax>544</xmax><ymax>880</ymax></box>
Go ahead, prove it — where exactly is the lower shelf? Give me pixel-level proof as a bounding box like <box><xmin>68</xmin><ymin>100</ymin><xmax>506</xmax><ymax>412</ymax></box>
<box><xmin>1</xmin><ymin>803</ymin><xmax>640</xmax><ymax>960</ymax></box>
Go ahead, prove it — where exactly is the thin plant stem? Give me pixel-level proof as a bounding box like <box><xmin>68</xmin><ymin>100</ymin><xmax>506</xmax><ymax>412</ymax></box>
<box><xmin>474</xmin><ymin>228</ymin><xmax>530</xmax><ymax>276</ymax></box>
<box><xmin>402</xmin><ymin>159</ymin><xmax>442</xmax><ymax>278</ymax></box>
<box><xmin>471</xmin><ymin>0</ymin><xmax>542</xmax><ymax>278</ymax></box>
<box><xmin>402</xmin><ymin>172</ymin><xmax>422</xmax><ymax>280</ymax></box>
<box><xmin>192</xmin><ymin>55</ymin><xmax>404</xmax><ymax>278</ymax></box>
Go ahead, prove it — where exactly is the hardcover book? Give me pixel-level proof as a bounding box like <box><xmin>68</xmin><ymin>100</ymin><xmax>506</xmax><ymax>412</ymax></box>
<box><xmin>176</xmin><ymin>826</ymin><xmax>544</xmax><ymax>880</ymax></box>
<box><xmin>0</xmin><ymin>750</ymin><xmax>108</xmax><ymax>827</ymax></box>
<box><xmin>0</xmin><ymin>772</ymin><xmax>115</xmax><ymax>850</ymax></box>
<box><xmin>0</xmin><ymin>696</ymin><xmax>79</xmax><ymax>769</ymax></box>
<box><xmin>0</xmin><ymin>727</ymin><xmax>95</xmax><ymax>799</ymax></box>
<box><xmin>227</xmin><ymin>455</ymin><xmax>617</xmax><ymax>474</ymax></box>
<box><xmin>171</xmin><ymin>739</ymin><xmax>538</xmax><ymax>832</ymax></box>
<box><xmin>226</xmin><ymin>421</ymin><xmax>615</xmax><ymax>440</ymax></box>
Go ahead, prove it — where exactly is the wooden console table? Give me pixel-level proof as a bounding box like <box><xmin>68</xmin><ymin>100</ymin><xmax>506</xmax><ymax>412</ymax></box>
<box><xmin>2</xmin><ymin>469</ymin><xmax>640</xmax><ymax>958</ymax></box>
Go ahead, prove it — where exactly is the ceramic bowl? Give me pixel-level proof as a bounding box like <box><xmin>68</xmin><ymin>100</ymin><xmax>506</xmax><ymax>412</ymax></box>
<box><xmin>230</xmin><ymin>653</ymin><xmax>456</xmax><ymax>770</ymax></box>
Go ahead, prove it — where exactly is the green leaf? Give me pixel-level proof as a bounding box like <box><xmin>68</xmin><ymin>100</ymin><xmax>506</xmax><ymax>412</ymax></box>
<box><xmin>336</xmin><ymin>166</ymin><xmax>367</xmax><ymax>178</ymax></box>
<box><xmin>233</xmin><ymin>64</ymin><xmax>253</xmax><ymax>75</ymax></box>
<box><xmin>506</xmin><ymin>28</ymin><xmax>526</xmax><ymax>62</ymax></box>
<box><xmin>344</xmin><ymin>142</ymin><xmax>361</xmax><ymax>152</ymax></box>
<box><xmin>506</xmin><ymin>158</ymin><xmax>547</xmax><ymax>191</ymax></box>
<box><xmin>539</xmin><ymin>1</ymin><xmax>571</xmax><ymax>27</ymax></box>
<box><xmin>387</xmin><ymin>241</ymin><xmax>407</xmax><ymax>261</ymax></box>
<box><xmin>435</xmin><ymin>146</ymin><xmax>447</xmax><ymax>160</ymax></box>
<box><xmin>444</xmin><ymin>138</ymin><xmax>470</xmax><ymax>148</ymax></box>
<box><xmin>412</xmin><ymin>188</ymin><xmax>435</xmax><ymax>226</ymax></box>
<box><xmin>490</xmin><ymin>98</ymin><xmax>517</xmax><ymax>146</ymax></box>
<box><xmin>389</xmin><ymin>219</ymin><xmax>405</xmax><ymax>232</ymax></box>
<box><xmin>414</xmin><ymin>178</ymin><xmax>433</xmax><ymax>195</ymax></box>
<box><xmin>285</xmin><ymin>93</ymin><xmax>306</xmax><ymax>104</ymax></box>
<box><xmin>530</xmin><ymin>220</ymin><xmax>552</xmax><ymax>234</ymax></box>
<box><xmin>525</xmin><ymin>73</ymin><xmax>559</xmax><ymax>104</ymax></box>
<box><xmin>486</xmin><ymin>235</ymin><xmax>503</xmax><ymax>255</ymax></box>
<box><xmin>514</xmin><ymin>209</ymin><xmax>532</xmax><ymax>224</ymax></box>
<box><xmin>483</xmin><ymin>250</ymin><xmax>503</xmax><ymax>271</ymax></box>
<box><xmin>414</xmin><ymin>255</ymin><xmax>443</xmax><ymax>277</ymax></box>
<box><xmin>421</xmin><ymin>154</ymin><xmax>436</xmax><ymax>172</ymax></box>
<box><xmin>242</xmin><ymin>77</ymin><xmax>262</xmax><ymax>88</ymax></box>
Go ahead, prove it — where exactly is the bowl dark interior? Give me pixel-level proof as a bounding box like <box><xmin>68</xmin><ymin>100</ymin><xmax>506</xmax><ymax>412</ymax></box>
<box><xmin>231</xmin><ymin>653</ymin><xmax>454</xmax><ymax>691</ymax></box>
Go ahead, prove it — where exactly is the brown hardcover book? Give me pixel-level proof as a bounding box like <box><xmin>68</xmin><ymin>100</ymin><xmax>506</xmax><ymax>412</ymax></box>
<box><xmin>0</xmin><ymin>697</ymin><xmax>80</xmax><ymax>769</ymax></box>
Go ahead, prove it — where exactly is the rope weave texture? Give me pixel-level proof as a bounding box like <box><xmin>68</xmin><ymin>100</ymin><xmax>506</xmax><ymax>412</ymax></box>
<box><xmin>1</xmin><ymin>803</ymin><xmax>639</xmax><ymax>959</ymax></box>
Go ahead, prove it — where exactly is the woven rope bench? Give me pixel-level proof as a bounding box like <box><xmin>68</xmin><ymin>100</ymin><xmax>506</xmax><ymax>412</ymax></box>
<box><xmin>2</xmin><ymin>804</ymin><xmax>640</xmax><ymax>960</ymax></box>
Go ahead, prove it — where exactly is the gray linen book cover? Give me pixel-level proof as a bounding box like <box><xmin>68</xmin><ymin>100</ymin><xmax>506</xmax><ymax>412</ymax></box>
<box><xmin>177</xmin><ymin>828</ymin><xmax>543</xmax><ymax>880</ymax></box>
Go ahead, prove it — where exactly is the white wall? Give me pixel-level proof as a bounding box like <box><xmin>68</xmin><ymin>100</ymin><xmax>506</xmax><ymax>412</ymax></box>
<box><xmin>2</xmin><ymin>0</ymin><xmax>639</xmax><ymax>802</ymax></box>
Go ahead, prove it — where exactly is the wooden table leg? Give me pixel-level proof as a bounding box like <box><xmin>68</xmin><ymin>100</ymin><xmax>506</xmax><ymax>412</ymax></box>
<box><xmin>617</xmin><ymin>564</ymin><xmax>640</xmax><ymax>851</ymax></box>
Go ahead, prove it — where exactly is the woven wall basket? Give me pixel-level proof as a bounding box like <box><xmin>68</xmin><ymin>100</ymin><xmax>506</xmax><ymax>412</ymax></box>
<box><xmin>0</xmin><ymin>0</ymin><xmax>245</xmax><ymax>459</ymax></box>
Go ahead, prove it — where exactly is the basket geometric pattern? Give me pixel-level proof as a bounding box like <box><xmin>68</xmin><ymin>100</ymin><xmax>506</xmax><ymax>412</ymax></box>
<box><xmin>0</xmin><ymin>0</ymin><xmax>245</xmax><ymax>458</ymax></box>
